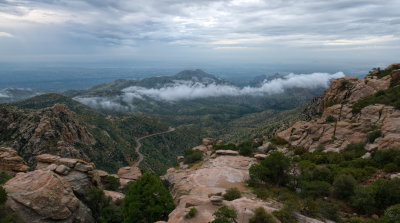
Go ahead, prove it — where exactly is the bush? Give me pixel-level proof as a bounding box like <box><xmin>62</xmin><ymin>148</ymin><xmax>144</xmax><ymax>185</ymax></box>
<box><xmin>368</xmin><ymin>130</ymin><xmax>381</xmax><ymax>143</ymax></box>
<box><xmin>270</xmin><ymin>137</ymin><xmax>288</xmax><ymax>146</ymax></box>
<box><xmin>300</xmin><ymin>180</ymin><xmax>331</xmax><ymax>198</ymax></box>
<box><xmin>185</xmin><ymin>207</ymin><xmax>197</xmax><ymax>219</ymax></box>
<box><xmin>351</xmin><ymin>186</ymin><xmax>377</xmax><ymax>215</ymax></box>
<box><xmin>325</xmin><ymin>115</ymin><xmax>337</xmax><ymax>123</ymax></box>
<box><xmin>122</xmin><ymin>173</ymin><xmax>175</xmax><ymax>223</ymax></box>
<box><xmin>272</xmin><ymin>208</ymin><xmax>297</xmax><ymax>223</ymax></box>
<box><xmin>341</xmin><ymin>142</ymin><xmax>366</xmax><ymax>160</ymax></box>
<box><xmin>214</xmin><ymin>143</ymin><xmax>237</xmax><ymax>151</ymax></box>
<box><xmin>249</xmin><ymin>152</ymin><xmax>291</xmax><ymax>186</ymax></box>
<box><xmin>211</xmin><ymin>205</ymin><xmax>237</xmax><ymax>223</ymax></box>
<box><xmin>103</xmin><ymin>175</ymin><xmax>121</xmax><ymax>191</ymax></box>
<box><xmin>352</xmin><ymin>86</ymin><xmax>400</xmax><ymax>113</ymax></box>
<box><xmin>372</xmin><ymin>148</ymin><xmax>400</xmax><ymax>168</ymax></box>
<box><xmin>86</xmin><ymin>187</ymin><xmax>122</xmax><ymax>222</ymax></box>
<box><xmin>312</xmin><ymin>167</ymin><xmax>333</xmax><ymax>183</ymax></box>
<box><xmin>317</xmin><ymin>199</ymin><xmax>340</xmax><ymax>221</ymax></box>
<box><xmin>0</xmin><ymin>173</ymin><xmax>10</xmax><ymax>185</ymax></box>
<box><xmin>184</xmin><ymin>149</ymin><xmax>203</xmax><ymax>164</ymax></box>
<box><xmin>249</xmin><ymin>207</ymin><xmax>276</xmax><ymax>223</ymax></box>
<box><xmin>383</xmin><ymin>163</ymin><xmax>398</xmax><ymax>173</ymax></box>
<box><xmin>238</xmin><ymin>141</ymin><xmax>253</xmax><ymax>156</ymax></box>
<box><xmin>223</xmin><ymin>187</ymin><xmax>242</xmax><ymax>201</ymax></box>
<box><xmin>383</xmin><ymin>204</ymin><xmax>400</xmax><ymax>223</ymax></box>
<box><xmin>0</xmin><ymin>186</ymin><xmax>7</xmax><ymax>205</ymax></box>
<box><xmin>371</xmin><ymin>178</ymin><xmax>400</xmax><ymax>209</ymax></box>
<box><xmin>333</xmin><ymin>174</ymin><xmax>357</xmax><ymax>200</ymax></box>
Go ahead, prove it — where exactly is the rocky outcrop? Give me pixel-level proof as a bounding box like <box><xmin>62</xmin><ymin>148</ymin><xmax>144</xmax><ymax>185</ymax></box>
<box><xmin>278</xmin><ymin>64</ymin><xmax>400</xmax><ymax>151</ymax></box>
<box><xmin>4</xmin><ymin>170</ymin><xmax>94</xmax><ymax>223</ymax></box>
<box><xmin>35</xmin><ymin>154</ymin><xmax>98</xmax><ymax>197</ymax></box>
<box><xmin>0</xmin><ymin>104</ymin><xmax>95</xmax><ymax>167</ymax></box>
<box><xmin>0</xmin><ymin>147</ymin><xmax>29</xmax><ymax>176</ymax></box>
<box><xmin>117</xmin><ymin>166</ymin><xmax>141</xmax><ymax>188</ymax></box>
<box><xmin>215</xmin><ymin>150</ymin><xmax>239</xmax><ymax>156</ymax></box>
<box><xmin>162</xmin><ymin>152</ymin><xmax>322</xmax><ymax>223</ymax></box>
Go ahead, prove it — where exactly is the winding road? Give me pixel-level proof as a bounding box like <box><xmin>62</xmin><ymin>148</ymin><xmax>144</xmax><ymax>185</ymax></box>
<box><xmin>133</xmin><ymin>127</ymin><xmax>175</xmax><ymax>167</ymax></box>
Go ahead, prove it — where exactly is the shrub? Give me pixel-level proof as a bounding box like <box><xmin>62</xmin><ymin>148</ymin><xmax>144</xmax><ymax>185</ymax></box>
<box><xmin>317</xmin><ymin>199</ymin><xmax>340</xmax><ymax>221</ymax></box>
<box><xmin>86</xmin><ymin>187</ymin><xmax>121</xmax><ymax>222</ymax></box>
<box><xmin>372</xmin><ymin>148</ymin><xmax>400</xmax><ymax>168</ymax></box>
<box><xmin>211</xmin><ymin>205</ymin><xmax>237</xmax><ymax>223</ymax></box>
<box><xmin>383</xmin><ymin>204</ymin><xmax>400</xmax><ymax>223</ymax></box>
<box><xmin>185</xmin><ymin>207</ymin><xmax>197</xmax><ymax>219</ymax></box>
<box><xmin>300</xmin><ymin>180</ymin><xmax>331</xmax><ymax>198</ymax></box>
<box><xmin>238</xmin><ymin>141</ymin><xmax>253</xmax><ymax>156</ymax></box>
<box><xmin>371</xmin><ymin>178</ymin><xmax>400</xmax><ymax>209</ymax></box>
<box><xmin>352</xmin><ymin>86</ymin><xmax>400</xmax><ymax>114</ymax></box>
<box><xmin>313</xmin><ymin>167</ymin><xmax>333</xmax><ymax>183</ymax></box>
<box><xmin>184</xmin><ymin>149</ymin><xmax>203</xmax><ymax>164</ymax></box>
<box><xmin>249</xmin><ymin>207</ymin><xmax>276</xmax><ymax>223</ymax></box>
<box><xmin>272</xmin><ymin>208</ymin><xmax>297</xmax><ymax>223</ymax></box>
<box><xmin>0</xmin><ymin>186</ymin><xmax>7</xmax><ymax>205</ymax></box>
<box><xmin>214</xmin><ymin>143</ymin><xmax>237</xmax><ymax>151</ymax></box>
<box><xmin>351</xmin><ymin>186</ymin><xmax>377</xmax><ymax>215</ymax></box>
<box><xmin>368</xmin><ymin>130</ymin><xmax>381</xmax><ymax>143</ymax></box>
<box><xmin>103</xmin><ymin>175</ymin><xmax>121</xmax><ymax>191</ymax></box>
<box><xmin>122</xmin><ymin>173</ymin><xmax>175</xmax><ymax>223</ymax></box>
<box><xmin>249</xmin><ymin>152</ymin><xmax>291</xmax><ymax>186</ymax></box>
<box><xmin>383</xmin><ymin>163</ymin><xmax>398</xmax><ymax>173</ymax></box>
<box><xmin>270</xmin><ymin>137</ymin><xmax>288</xmax><ymax>146</ymax></box>
<box><xmin>266</xmin><ymin>144</ymin><xmax>277</xmax><ymax>152</ymax></box>
<box><xmin>223</xmin><ymin>187</ymin><xmax>242</xmax><ymax>201</ymax></box>
<box><xmin>325</xmin><ymin>115</ymin><xmax>337</xmax><ymax>123</ymax></box>
<box><xmin>333</xmin><ymin>174</ymin><xmax>357</xmax><ymax>200</ymax></box>
<box><xmin>294</xmin><ymin>146</ymin><xmax>308</xmax><ymax>155</ymax></box>
<box><xmin>0</xmin><ymin>172</ymin><xmax>10</xmax><ymax>185</ymax></box>
<box><xmin>341</xmin><ymin>142</ymin><xmax>366</xmax><ymax>160</ymax></box>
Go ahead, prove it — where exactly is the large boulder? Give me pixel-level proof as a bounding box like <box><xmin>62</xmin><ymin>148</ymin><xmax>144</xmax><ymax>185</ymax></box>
<box><xmin>117</xmin><ymin>166</ymin><xmax>141</xmax><ymax>180</ymax></box>
<box><xmin>215</xmin><ymin>150</ymin><xmax>239</xmax><ymax>156</ymax></box>
<box><xmin>35</xmin><ymin>154</ymin><xmax>97</xmax><ymax>197</ymax></box>
<box><xmin>0</xmin><ymin>147</ymin><xmax>29</xmax><ymax>176</ymax></box>
<box><xmin>4</xmin><ymin>170</ymin><xmax>94</xmax><ymax>223</ymax></box>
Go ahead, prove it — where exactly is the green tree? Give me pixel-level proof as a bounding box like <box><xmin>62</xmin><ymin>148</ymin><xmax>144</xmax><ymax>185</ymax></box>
<box><xmin>249</xmin><ymin>207</ymin><xmax>276</xmax><ymax>223</ymax></box>
<box><xmin>249</xmin><ymin>152</ymin><xmax>291</xmax><ymax>186</ymax></box>
<box><xmin>211</xmin><ymin>206</ymin><xmax>238</xmax><ymax>223</ymax></box>
<box><xmin>122</xmin><ymin>173</ymin><xmax>175</xmax><ymax>223</ymax></box>
<box><xmin>103</xmin><ymin>175</ymin><xmax>121</xmax><ymax>191</ymax></box>
<box><xmin>333</xmin><ymin>174</ymin><xmax>356</xmax><ymax>200</ymax></box>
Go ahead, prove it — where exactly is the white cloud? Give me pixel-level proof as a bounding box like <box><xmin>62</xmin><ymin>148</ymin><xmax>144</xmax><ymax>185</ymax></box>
<box><xmin>122</xmin><ymin>72</ymin><xmax>344</xmax><ymax>101</ymax></box>
<box><xmin>0</xmin><ymin>32</ymin><xmax>13</xmax><ymax>38</ymax></box>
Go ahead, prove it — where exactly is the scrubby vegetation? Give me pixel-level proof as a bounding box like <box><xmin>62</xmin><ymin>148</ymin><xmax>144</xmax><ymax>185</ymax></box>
<box><xmin>103</xmin><ymin>175</ymin><xmax>121</xmax><ymax>191</ymax></box>
<box><xmin>223</xmin><ymin>187</ymin><xmax>242</xmax><ymax>201</ymax></box>
<box><xmin>211</xmin><ymin>205</ymin><xmax>237</xmax><ymax>223</ymax></box>
<box><xmin>352</xmin><ymin>86</ymin><xmax>400</xmax><ymax>113</ymax></box>
<box><xmin>185</xmin><ymin>207</ymin><xmax>197</xmax><ymax>219</ymax></box>
<box><xmin>183</xmin><ymin>148</ymin><xmax>203</xmax><ymax>164</ymax></box>
<box><xmin>250</xmin><ymin>207</ymin><xmax>276</xmax><ymax>223</ymax></box>
<box><xmin>247</xmin><ymin>143</ymin><xmax>400</xmax><ymax>222</ymax></box>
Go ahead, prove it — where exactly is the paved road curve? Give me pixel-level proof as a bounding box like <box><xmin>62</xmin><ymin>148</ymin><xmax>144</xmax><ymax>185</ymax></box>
<box><xmin>133</xmin><ymin>127</ymin><xmax>175</xmax><ymax>167</ymax></box>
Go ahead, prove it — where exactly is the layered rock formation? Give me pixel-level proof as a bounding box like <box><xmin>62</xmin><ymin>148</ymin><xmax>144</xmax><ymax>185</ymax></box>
<box><xmin>277</xmin><ymin>64</ymin><xmax>400</xmax><ymax>151</ymax></box>
<box><xmin>0</xmin><ymin>147</ymin><xmax>29</xmax><ymax>176</ymax></box>
<box><xmin>4</xmin><ymin>170</ymin><xmax>94</xmax><ymax>223</ymax></box>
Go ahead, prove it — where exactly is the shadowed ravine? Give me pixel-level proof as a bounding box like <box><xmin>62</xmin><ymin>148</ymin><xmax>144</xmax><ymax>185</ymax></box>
<box><xmin>133</xmin><ymin>127</ymin><xmax>175</xmax><ymax>167</ymax></box>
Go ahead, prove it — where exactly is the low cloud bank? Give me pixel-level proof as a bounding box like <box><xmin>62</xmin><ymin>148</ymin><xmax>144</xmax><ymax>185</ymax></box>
<box><xmin>75</xmin><ymin>72</ymin><xmax>345</xmax><ymax>110</ymax></box>
<box><xmin>122</xmin><ymin>72</ymin><xmax>344</xmax><ymax>101</ymax></box>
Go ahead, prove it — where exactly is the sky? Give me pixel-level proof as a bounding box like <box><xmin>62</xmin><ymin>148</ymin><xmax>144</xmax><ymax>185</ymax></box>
<box><xmin>0</xmin><ymin>0</ymin><xmax>399</xmax><ymax>70</ymax></box>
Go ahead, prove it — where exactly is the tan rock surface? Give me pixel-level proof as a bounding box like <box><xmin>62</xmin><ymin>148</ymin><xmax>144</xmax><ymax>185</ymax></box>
<box><xmin>0</xmin><ymin>147</ymin><xmax>29</xmax><ymax>176</ymax></box>
<box><xmin>117</xmin><ymin>166</ymin><xmax>141</xmax><ymax>180</ymax></box>
<box><xmin>4</xmin><ymin>170</ymin><xmax>94</xmax><ymax>223</ymax></box>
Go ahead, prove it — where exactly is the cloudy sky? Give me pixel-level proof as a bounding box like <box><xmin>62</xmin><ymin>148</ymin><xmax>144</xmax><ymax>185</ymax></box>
<box><xmin>0</xmin><ymin>0</ymin><xmax>399</xmax><ymax>68</ymax></box>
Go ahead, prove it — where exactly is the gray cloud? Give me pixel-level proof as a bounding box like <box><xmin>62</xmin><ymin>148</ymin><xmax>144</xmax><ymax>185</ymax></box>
<box><xmin>0</xmin><ymin>0</ymin><xmax>399</xmax><ymax>64</ymax></box>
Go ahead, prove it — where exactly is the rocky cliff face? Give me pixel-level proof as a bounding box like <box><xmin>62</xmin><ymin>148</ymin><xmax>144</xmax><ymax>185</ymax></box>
<box><xmin>0</xmin><ymin>104</ymin><xmax>94</xmax><ymax>167</ymax></box>
<box><xmin>277</xmin><ymin>63</ymin><xmax>400</xmax><ymax>152</ymax></box>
